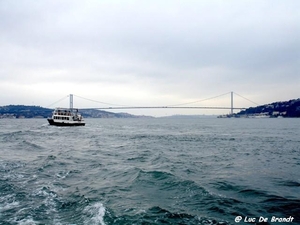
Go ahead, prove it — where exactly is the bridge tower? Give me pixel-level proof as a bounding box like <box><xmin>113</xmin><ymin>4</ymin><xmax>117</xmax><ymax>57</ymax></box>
<box><xmin>70</xmin><ymin>94</ymin><xmax>73</xmax><ymax>109</ymax></box>
<box><xmin>231</xmin><ymin>91</ymin><xmax>233</xmax><ymax>115</ymax></box>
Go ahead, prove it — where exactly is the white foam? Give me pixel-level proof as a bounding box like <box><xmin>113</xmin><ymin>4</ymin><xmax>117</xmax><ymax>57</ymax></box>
<box><xmin>56</xmin><ymin>170</ymin><xmax>70</xmax><ymax>179</ymax></box>
<box><xmin>0</xmin><ymin>194</ymin><xmax>19</xmax><ymax>214</ymax></box>
<box><xmin>0</xmin><ymin>200</ymin><xmax>19</xmax><ymax>212</ymax></box>
<box><xmin>10</xmin><ymin>216</ymin><xmax>37</xmax><ymax>225</ymax></box>
<box><xmin>83</xmin><ymin>202</ymin><xmax>106</xmax><ymax>225</ymax></box>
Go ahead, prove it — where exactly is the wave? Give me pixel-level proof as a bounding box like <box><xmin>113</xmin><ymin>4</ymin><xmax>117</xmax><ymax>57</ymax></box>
<box><xmin>83</xmin><ymin>202</ymin><xmax>106</xmax><ymax>225</ymax></box>
<box><xmin>21</xmin><ymin>140</ymin><xmax>44</xmax><ymax>150</ymax></box>
<box><xmin>261</xmin><ymin>195</ymin><xmax>300</xmax><ymax>216</ymax></box>
<box><xmin>103</xmin><ymin>206</ymin><xmax>230</xmax><ymax>225</ymax></box>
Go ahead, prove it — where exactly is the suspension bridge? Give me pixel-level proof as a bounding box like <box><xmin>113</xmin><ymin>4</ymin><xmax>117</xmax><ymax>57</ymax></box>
<box><xmin>47</xmin><ymin>92</ymin><xmax>259</xmax><ymax>115</ymax></box>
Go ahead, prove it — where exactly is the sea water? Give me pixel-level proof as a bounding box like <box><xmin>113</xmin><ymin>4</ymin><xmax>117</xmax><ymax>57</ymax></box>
<box><xmin>0</xmin><ymin>118</ymin><xmax>299</xmax><ymax>224</ymax></box>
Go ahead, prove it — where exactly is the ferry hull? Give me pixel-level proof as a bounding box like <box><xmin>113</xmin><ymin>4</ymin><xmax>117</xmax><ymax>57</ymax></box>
<box><xmin>47</xmin><ymin>118</ymin><xmax>85</xmax><ymax>126</ymax></box>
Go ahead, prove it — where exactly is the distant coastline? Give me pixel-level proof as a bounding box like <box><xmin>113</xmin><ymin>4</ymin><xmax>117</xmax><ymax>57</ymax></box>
<box><xmin>0</xmin><ymin>105</ymin><xmax>151</xmax><ymax>119</ymax></box>
<box><xmin>1</xmin><ymin>98</ymin><xmax>300</xmax><ymax>119</ymax></box>
<box><xmin>219</xmin><ymin>98</ymin><xmax>300</xmax><ymax>118</ymax></box>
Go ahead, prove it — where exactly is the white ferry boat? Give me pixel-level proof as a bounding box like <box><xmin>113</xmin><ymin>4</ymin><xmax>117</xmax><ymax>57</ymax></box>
<box><xmin>47</xmin><ymin>108</ymin><xmax>85</xmax><ymax>126</ymax></box>
<box><xmin>47</xmin><ymin>94</ymin><xmax>85</xmax><ymax>126</ymax></box>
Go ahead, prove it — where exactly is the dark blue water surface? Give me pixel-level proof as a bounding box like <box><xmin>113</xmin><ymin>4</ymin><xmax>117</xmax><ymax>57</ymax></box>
<box><xmin>0</xmin><ymin>118</ymin><xmax>299</xmax><ymax>224</ymax></box>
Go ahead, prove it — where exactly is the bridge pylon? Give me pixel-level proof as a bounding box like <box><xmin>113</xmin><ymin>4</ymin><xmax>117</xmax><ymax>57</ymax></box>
<box><xmin>70</xmin><ymin>94</ymin><xmax>73</xmax><ymax>109</ymax></box>
<box><xmin>231</xmin><ymin>91</ymin><xmax>233</xmax><ymax>115</ymax></box>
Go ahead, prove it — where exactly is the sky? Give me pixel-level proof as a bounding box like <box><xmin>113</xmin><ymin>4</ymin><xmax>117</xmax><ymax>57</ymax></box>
<box><xmin>0</xmin><ymin>0</ymin><xmax>299</xmax><ymax>116</ymax></box>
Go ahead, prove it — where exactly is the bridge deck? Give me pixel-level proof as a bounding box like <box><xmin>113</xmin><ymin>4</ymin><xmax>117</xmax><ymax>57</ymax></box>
<box><xmin>80</xmin><ymin>106</ymin><xmax>246</xmax><ymax>110</ymax></box>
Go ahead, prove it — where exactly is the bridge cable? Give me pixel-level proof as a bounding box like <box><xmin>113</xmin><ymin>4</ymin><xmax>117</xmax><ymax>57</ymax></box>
<box><xmin>69</xmin><ymin>92</ymin><xmax>255</xmax><ymax>109</ymax></box>
<box><xmin>234</xmin><ymin>92</ymin><xmax>260</xmax><ymax>106</ymax></box>
<box><xmin>166</xmin><ymin>92</ymin><xmax>231</xmax><ymax>107</ymax></box>
<box><xmin>46</xmin><ymin>95</ymin><xmax>69</xmax><ymax>108</ymax></box>
<box><xmin>73</xmin><ymin>94</ymin><xmax>132</xmax><ymax>107</ymax></box>
<box><xmin>74</xmin><ymin>92</ymin><xmax>233</xmax><ymax>108</ymax></box>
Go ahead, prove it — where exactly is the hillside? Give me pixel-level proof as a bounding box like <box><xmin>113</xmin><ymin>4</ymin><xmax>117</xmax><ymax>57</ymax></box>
<box><xmin>234</xmin><ymin>98</ymin><xmax>300</xmax><ymax>118</ymax></box>
<box><xmin>0</xmin><ymin>105</ymin><xmax>52</xmax><ymax>118</ymax></box>
<box><xmin>0</xmin><ymin>105</ymin><xmax>148</xmax><ymax>119</ymax></box>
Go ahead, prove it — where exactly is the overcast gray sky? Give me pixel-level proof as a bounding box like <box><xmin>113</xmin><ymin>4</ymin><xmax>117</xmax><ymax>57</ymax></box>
<box><xmin>1</xmin><ymin>0</ymin><xmax>299</xmax><ymax>116</ymax></box>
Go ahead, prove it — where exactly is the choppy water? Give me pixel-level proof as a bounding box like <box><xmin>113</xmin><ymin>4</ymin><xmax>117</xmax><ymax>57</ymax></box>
<box><xmin>0</xmin><ymin>117</ymin><xmax>299</xmax><ymax>225</ymax></box>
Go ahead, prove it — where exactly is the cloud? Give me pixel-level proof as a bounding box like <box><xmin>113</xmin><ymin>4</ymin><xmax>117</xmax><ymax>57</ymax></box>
<box><xmin>0</xmin><ymin>0</ymin><xmax>299</xmax><ymax>115</ymax></box>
